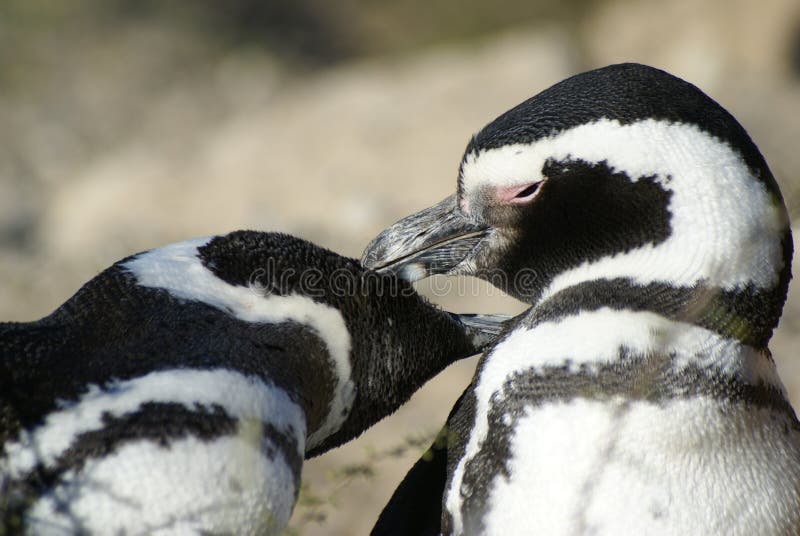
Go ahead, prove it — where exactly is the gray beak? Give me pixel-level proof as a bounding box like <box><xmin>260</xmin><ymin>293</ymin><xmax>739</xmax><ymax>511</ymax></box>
<box><xmin>362</xmin><ymin>194</ymin><xmax>489</xmax><ymax>281</ymax></box>
<box><xmin>454</xmin><ymin>313</ymin><xmax>513</xmax><ymax>350</ymax></box>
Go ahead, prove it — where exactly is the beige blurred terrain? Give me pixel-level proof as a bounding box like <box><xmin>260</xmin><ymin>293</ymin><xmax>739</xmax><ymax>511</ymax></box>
<box><xmin>1</xmin><ymin>0</ymin><xmax>800</xmax><ymax>533</ymax></box>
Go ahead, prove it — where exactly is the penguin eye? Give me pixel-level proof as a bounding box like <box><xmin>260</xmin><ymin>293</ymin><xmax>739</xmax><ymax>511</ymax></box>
<box><xmin>514</xmin><ymin>183</ymin><xmax>540</xmax><ymax>199</ymax></box>
<box><xmin>497</xmin><ymin>181</ymin><xmax>542</xmax><ymax>205</ymax></box>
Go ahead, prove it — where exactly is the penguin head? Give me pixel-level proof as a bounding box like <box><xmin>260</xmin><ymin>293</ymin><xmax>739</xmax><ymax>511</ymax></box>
<box><xmin>363</xmin><ymin>63</ymin><xmax>792</xmax><ymax>344</ymax></box>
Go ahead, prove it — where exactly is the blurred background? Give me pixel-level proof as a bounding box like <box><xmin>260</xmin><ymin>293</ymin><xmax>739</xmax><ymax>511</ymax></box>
<box><xmin>1</xmin><ymin>0</ymin><xmax>799</xmax><ymax>533</ymax></box>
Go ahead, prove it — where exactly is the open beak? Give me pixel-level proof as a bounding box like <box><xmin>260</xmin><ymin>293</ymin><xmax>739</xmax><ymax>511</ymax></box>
<box><xmin>361</xmin><ymin>194</ymin><xmax>489</xmax><ymax>281</ymax></box>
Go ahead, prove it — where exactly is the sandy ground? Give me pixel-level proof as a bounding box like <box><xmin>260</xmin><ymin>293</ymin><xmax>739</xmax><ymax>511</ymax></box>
<box><xmin>1</xmin><ymin>1</ymin><xmax>800</xmax><ymax>533</ymax></box>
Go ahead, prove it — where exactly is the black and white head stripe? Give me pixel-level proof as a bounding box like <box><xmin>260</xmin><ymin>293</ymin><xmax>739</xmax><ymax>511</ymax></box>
<box><xmin>460</xmin><ymin>62</ymin><xmax>778</xmax><ymax>191</ymax></box>
<box><xmin>460</xmin><ymin>118</ymin><xmax>787</xmax><ymax>288</ymax></box>
<box><xmin>455</xmin><ymin>65</ymin><xmax>791</xmax><ymax>348</ymax></box>
<box><xmin>364</xmin><ymin>64</ymin><xmax>792</xmax><ymax>350</ymax></box>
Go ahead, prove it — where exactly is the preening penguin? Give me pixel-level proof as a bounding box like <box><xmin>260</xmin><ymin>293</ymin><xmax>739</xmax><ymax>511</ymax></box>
<box><xmin>366</xmin><ymin>63</ymin><xmax>799</xmax><ymax>534</ymax></box>
<box><xmin>0</xmin><ymin>230</ymin><xmax>503</xmax><ymax>534</ymax></box>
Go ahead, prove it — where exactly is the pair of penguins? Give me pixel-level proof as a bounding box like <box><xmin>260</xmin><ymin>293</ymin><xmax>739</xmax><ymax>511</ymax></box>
<box><xmin>1</xmin><ymin>63</ymin><xmax>798</xmax><ymax>534</ymax></box>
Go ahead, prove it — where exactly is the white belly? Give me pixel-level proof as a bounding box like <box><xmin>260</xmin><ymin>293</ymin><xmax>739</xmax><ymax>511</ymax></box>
<box><xmin>2</xmin><ymin>369</ymin><xmax>307</xmax><ymax>535</ymax></box>
<box><xmin>24</xmin><ymin>422</ymin><xmax>302</xmax><ymax>536</ymax></box>
<box><xmin>473</xmin><ymin>397</ymin><xmax>800</xmax><ymax>535</ymax></box>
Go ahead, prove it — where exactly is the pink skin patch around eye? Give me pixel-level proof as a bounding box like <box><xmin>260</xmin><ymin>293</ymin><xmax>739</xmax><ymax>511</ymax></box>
<box><xmin>496</xmin><ymin>181</ymin><xmax>541</xmax><ymax>204</ymax></box>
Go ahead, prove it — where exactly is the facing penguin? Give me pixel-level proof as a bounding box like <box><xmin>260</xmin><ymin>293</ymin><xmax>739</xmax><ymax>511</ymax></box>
<box><xmin>0</xmin><ymin>230</ymin><xmax>504</xmax><ymax>534</ymax></box>
<box><xmin>365</xmin><ymin>63</ymin><xmax>799</xmax><ymax>534</ymax></box>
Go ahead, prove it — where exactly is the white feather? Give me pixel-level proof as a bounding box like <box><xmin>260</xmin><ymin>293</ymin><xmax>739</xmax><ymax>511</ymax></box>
<box><xmin>482</xmin><ymin>397</ymin><xmax>800</xmax><ymax>534</ymax></box>
<box><xmin>25</xmin><ymin>430</ymin><xmax>298</xmax><ymax>535</ymax></box>
<box><xmin>460</xmin><ymin>119</ymin><xmax>787</xmax><ymax>294</ymax></box>
<box><xmin>445</xmin><ymin>308</ymin><xmax>787</xmax><ymax>534</ymax></box>
<box><xmin>4</xmin><ymin>368</ymin><xmax>305</xmax><ymax>477</ymax></box>
<box><xmin>122</xmin><ymin>238</ymin><xmax>355</xmax><ymax>449</ymax></box>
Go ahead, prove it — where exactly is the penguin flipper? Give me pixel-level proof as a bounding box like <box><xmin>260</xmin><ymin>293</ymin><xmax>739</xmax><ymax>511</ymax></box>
<box><xmin>370</xmin><ymin>425</ymin><xmax>448</xmax><ymax>536</ymax></box>
<box><xmin>371</xmin><ymin>385</ymin><xmax>474</xmax><ymax>536</ymax></box>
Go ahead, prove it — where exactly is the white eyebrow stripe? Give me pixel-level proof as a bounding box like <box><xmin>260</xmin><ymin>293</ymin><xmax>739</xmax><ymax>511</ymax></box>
<box><xmin>460</xmin><ymin>118</ymin><xmax>786</xmax><ymax>293</ymax></box>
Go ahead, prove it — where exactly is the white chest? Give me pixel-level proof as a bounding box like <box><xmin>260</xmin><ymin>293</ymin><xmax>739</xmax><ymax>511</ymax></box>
<box><xmin>473</xmin><ymin>397</ymin><xmax>800</xmax><ymax>535</ymax></box>
<box><xmin>25</xmin><ymin>428</ymin><xmax>303</xmax><ymax>535</ymax></box>
<box><xmin>3</xmin><ymin>369</ymin><xmax>308</xmax><ymax>535</ymax></box>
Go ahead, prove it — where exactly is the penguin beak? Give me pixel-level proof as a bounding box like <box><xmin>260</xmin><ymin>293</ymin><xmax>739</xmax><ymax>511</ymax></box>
<box><xmin>362</xmin><ymin>194</ymin><xmax>489</xmax><ymax>281</ymax></box>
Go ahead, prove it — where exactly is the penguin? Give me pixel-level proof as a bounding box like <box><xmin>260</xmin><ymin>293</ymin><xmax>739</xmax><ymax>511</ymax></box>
<box><xmin>364</xmin><ymin>63</ymin><xmax>799</xmax><ymax>534</ymax></box>
<box><xmin>0</xmin><ymin>230</ymin><xmax>505</xmax><ymax>534</ymax></box>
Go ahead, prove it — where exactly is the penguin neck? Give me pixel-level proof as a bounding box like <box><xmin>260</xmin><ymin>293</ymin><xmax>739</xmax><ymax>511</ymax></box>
<box><xmin>498</xmin><ymin>286</ymin><xmax>790</xmax><ymax>410</ymax></box>
<box><xmin>307</xmin><ymin>279</ymin><xmax>477</xmax><ymax>456</ymax></box>
<box><xmin>527</xmin><ymin>230</ymin><xmax>791</xmax><ymax>351</ymax></box>
<box><xmin>510</xmin><ymin>196</ymin><xmax>793</xmax><ymax>396</ymax></box>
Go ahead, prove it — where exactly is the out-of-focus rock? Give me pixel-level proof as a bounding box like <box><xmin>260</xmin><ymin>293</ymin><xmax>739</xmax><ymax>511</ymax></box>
<box><xmin>584</xmin><ymin>0</ymin><xmax>800</xmax><ymax>87</ymax></box>
<box><xmin>40</xmin><ymin>30</ymin><xmax>577</xmax><ymax>260</ymax></box>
